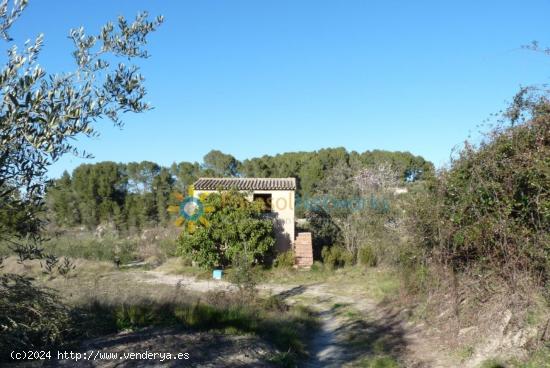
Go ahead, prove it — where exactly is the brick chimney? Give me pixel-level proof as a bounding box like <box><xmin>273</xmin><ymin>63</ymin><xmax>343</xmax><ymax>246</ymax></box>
<box><xmin>294</xmin><ymin>232</ymin><xmax>313</xmax><ymax>268</ymax></box>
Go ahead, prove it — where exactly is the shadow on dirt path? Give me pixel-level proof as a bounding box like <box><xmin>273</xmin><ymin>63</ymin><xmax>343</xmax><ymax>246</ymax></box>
<box><xmin>50</xmin><ymin>327</ymin><xmax>276</xmax><ymax>367</ymax></box>
<box><xmin>271</xmin><ymin>283</ymin><xmax>408</xmax><ymax>367</ymax></box>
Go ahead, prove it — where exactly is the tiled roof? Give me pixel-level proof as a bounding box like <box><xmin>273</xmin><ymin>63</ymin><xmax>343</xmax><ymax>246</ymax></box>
<box><xmin>194</xmin><ymin>177</ymin><xmax>296</xmax><ymax>191</ymax></box>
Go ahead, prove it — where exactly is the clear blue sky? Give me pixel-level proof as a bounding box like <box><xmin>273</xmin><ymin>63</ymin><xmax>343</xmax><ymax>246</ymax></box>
<box><xmin>10</xmin><ymin>0</ymin><xmax>550</xmax><ymax>178</ymax></box>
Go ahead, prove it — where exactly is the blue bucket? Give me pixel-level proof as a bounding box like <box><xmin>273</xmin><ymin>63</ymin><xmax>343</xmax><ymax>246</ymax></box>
<box><xmin>212</xmin><ymin>269</ymin><xmax>223</xmax><ymax>280</ymax></box>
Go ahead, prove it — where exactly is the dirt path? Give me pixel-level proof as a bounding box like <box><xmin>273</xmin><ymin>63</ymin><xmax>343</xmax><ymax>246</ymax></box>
<box><xmin>135</xmin><ymin>271</ymin><xmax>412</xmax><ymax>367</ymax></box>
<box><xmin>137</xmin><ymin>271</ymin><xmax>347</xmax><ymax>366</ymax></box>
<box><xmin>302</xmin><ymin>309</ymin><xmax>346</xmax><ymax>367</ymax></box>
<box><xmin>135</xmin><ymin>270</ymin><xmax>533</xmax><ymax>368</ymax></box>
<box><xmin>52</xmin><ymin>329</ymin><xmax>276</xmax><ymax>367</ymax></box>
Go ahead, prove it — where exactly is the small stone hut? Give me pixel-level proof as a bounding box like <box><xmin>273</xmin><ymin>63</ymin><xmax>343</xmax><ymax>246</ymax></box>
<box><xmin>193</xmin><ymin>177</ymin><xmax>296</xmax><ymax>253</ymax></box>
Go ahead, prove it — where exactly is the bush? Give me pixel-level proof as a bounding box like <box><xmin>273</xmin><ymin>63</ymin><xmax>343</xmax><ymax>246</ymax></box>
<box><xmin>304</xmin><ymin>207</ymin><xmax>342</xmax><ymax>259</ymax></box>
<box><xmin>409</xmin><ymin>100</ymin><xmax>549</xmax><ymax>284</ymax></box>
<box><xmin>322</xmin><ymin>245</ymin><xmax>354</xmax><ymax>269</ymax></box>
<box><xmin>177</xmin><ymin>191</ymin><xmax>275</xmax><ymax>269</ymax></box>
<box><xmin>0</xmin><ymin>274</ymin><xmax>70</xmax><ymax>361</ymax></box>
<box><xmin>274</xmin><ymin>250</ymin><xmax>295</xmax><ymax>268</ymax></box>
<box><xmin>228</xmin><ymin>252</ymin><xmax>258</xmax><ymax>300</ymax></box>
<box><xmin>358</xmin><ymin>245</ymin><xmax>378</xmax><ymax>267</ymax></box>
<box><xmin>360</xmin><ymin>356</ymin><xmax>400</xmax><ymax>368</ymax></box>
<box><xmin>157</xmin><ymin>238</ymin><xmax>178</xmax><ymax>257</ymax></box>
<box><xmin>310</xmin><ymin>261</ymin><xmax>324</xmax><ymax>272</ymax></box>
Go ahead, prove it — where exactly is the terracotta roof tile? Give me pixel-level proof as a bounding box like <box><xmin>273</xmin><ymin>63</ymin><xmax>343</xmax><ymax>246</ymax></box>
<box><xmin>194</xmin><ymin>177</ymin><xmax>296</xmax><ymax>191</ymax></box>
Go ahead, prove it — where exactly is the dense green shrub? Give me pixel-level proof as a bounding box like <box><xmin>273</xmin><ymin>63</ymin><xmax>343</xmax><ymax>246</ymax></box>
<box><xmin>304</xmin><ymin>207</ymin><xmax>342</xmax><ymax>257</ymax></box>
<box><xmin>410</xmin><ymin>99</ymin><xmax>549</xmax><ymax>283</ymax></box>
<box><xmin>310</xmin><ymin>261</ymin><xmax>324</xmax><ymax>272</ymax></box>
<box><xmin>177</xmin><ymin>191</ymin><xmax>275</xmax><ymax>269</ymax></box>
<box><xmin>397</xmin><ymin>246</ymin><xmax>431</xmax><ymax>293</ymax></box>
<box><xmin>274</xmin><ymin>250</ymin><xmax>296</xmax><ymax>268</ymax></box>
<box><xmin>358</xmin><ymin>245</ymin><xmax>378</xmax><ymax>267</ymax></box>
<box><xmin>321</xmin><ymin>245</ymin><xmax>354</xmax><ymax>269</ymax></box>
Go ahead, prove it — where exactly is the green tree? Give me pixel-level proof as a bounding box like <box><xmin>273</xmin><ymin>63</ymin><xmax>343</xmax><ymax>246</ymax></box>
<box><xmin>309</xmin><ymin>161</ymin><xmax>401</xmax><ymax>263</ymax></box>
<box><xmin>46</xmin><ymin>171</ymin><xmax>79</xmax><ymax>226</ymax></box>
<box><xmin>46</xmin><ymin>161</ymin><xmax>176</xmax><ymax>230</ymax></box>
<box><xmin>240</xmin><ymin>155</ymin><xmax>273</xmax><ymax>177</ymax></box>
<box><xmin>152</xmin><ymin>167</ymin><xmax>174</xmax><ymax>224</ymax></box>
<box><xmin>70</xmin><ymin>162</ymin><xmax>126</xmax><ymax>228</ymax></box>
<box><xmin>126</xmin><ymin>161</ymin><xmax>160</xmax><ymax>193</ymax></box>
<box><xmin>299</xmin><ymin>158</ymin><xmax>324</xmax><ymax>196</ymax></box>
<box><xmin>240</xmin><ymin>148</ymin><xmax>433</xmax><ymax>197</ymax></box>
<box><xmin>203</xmin><ymin>150</ymin><xmax>239</xmax><ymax>177</ymax></box>
<box><xmin>177</xmin><ymin>191</ymin><xmax>275</xmax><ymax>269</ymax></box>
<box><xmin>170</xmin><ymin>161</ymin><xmax>202</xmax><ymax>191</ymax></box>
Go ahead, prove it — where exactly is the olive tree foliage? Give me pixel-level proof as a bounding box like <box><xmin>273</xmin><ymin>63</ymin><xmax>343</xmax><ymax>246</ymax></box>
<box><xmin>0</xmin><ymin>1</ymin><xmax>163</xmax><ymax>354</ymax></box>
<box><xmin>0</xmin><ymin>0</ymin><xmax>163</xmax><ymax>244</ymax></box>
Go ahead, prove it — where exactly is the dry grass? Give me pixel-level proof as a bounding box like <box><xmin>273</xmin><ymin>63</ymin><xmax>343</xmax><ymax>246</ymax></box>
<box><xmin>258</xmin><ymin>264</ymin><xmax>401</xmax><ymax>305</ymax></box>
<box><xmin>396</xmin><ymin>263</ymin><xmax>550</xmax><ymax>367</ymax></box>
<box><xmin>0</xmin><ymin>227</ymin><xmax>179</xmax><ymax>266</ymax></box>
<box><xmin>154</xmin><ymin>257</ymin><xmax>211</xmax><ymax>279</ymax></box>
<box><xmin>1</xmin><ymin>256</ymin><xmax>189</xmax><ymax>306</ymax></box>
<box><xmin>324</xmin><ymin>266</ymin><xmax>401</xmax><ymax>303</ymax></box>
<box><xmin>6</xmin><ymin>247</ymin><xmax>547</xmax><ymax>367</ymax></box>
<box><xmin>2</xmin><ymin>256</ymin><xmax>318</xmax><ymax>366</ymax></box>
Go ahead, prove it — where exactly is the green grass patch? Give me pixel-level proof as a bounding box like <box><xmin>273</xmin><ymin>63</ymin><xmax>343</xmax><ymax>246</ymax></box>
<box><xmin>513</xmin><ymin>344</ymin><xmax>550</xmax><ymax>368</ymax></box>
<box><xmin>324</xmin><ymin>266</ymin><xmax>401</xmax><ymax>303</ymax></box>
<box><xmin>268</xmin><ymin>351</ymin><xmax>297</xmax><ymax>367</ymax></box>
<box><xmin>457</xmin><ymin>345</ymin><xmax>475</xmax><ymax>361</ymax></box>
<box><xmin>477</xmin><ymin>345</ymin><xmax>550</xmax><ymax>368</ymax></box>
<box><xmin>0</xmin><ymin>231</ymin><xmax>180</xmax><ymax>265</ymax></box>
<box><xmin>257</xmin><ymin>263</ymin><xmax>401</xmax><ymax>305</ymax></box>
<box><xmin>353</xmin><ymin>355</ymin><xmax>401</xmax><ymax>368</ymax></box>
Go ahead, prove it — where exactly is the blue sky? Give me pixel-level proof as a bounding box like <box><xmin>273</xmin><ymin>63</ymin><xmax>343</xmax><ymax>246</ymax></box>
<box><xmin>10</xmin><ymin>0</ymin><xmax>550</xmax><ymax>178</ymax></box>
